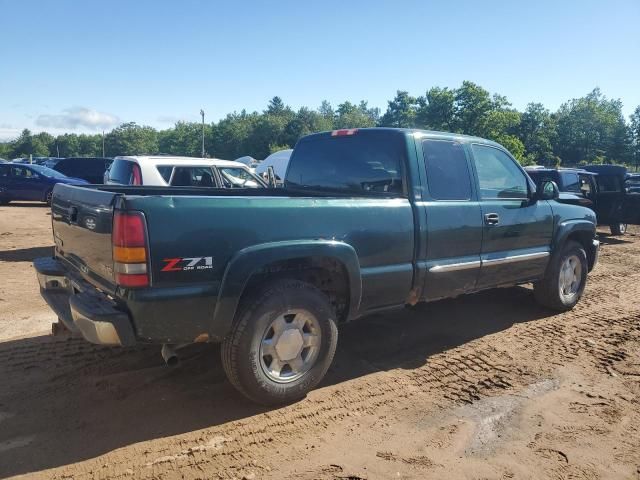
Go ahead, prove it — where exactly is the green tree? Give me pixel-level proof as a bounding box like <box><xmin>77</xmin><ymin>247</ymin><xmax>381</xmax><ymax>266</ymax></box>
<box><xmin>334</xmin><ymin>101</ymin><xmax>378</xmax><ymax>129</ymax></box>
<box><xmin>416</xmin><ymin>87</ymin><xmax>456</xmax><ymax>131</ymax></box>
<box><xmin>630</xmin><ymin>106</ymin><xmax>640</xmax><ymax>170</ymax></box>
<box><xmin>454</xmin><ymin>81</ymin><xmax>495</xmax><ymax>135</ymax></box>
<box><xmin>555</xmin><ymin>88</ymin><xmax>631</xmax><ymax>165</ymax></box>
<box><xmin>7</xmin><ymin>129</ymin><xmax>52</xmax><ymax>158</ymax></box>
<box><xmin>104</xmin><ymin>122</ymin><xmax>158</xmax><ymax>156</ymax></box>
<box><xmin>517</xmin><ymin>103</ymin><xmax>558</xmax><ymax>165</ymax></box>
<box><xmin>379</xmin><ymin>91</ymin><xmax>417</xmax><ymax>128</ymax></box>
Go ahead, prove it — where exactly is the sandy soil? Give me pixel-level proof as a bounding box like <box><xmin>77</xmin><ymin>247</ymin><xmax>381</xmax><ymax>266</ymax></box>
<box><xmin>0</xmin><ymin>202</ymin><xmax>638</xmax><ymax>479</ymax></box>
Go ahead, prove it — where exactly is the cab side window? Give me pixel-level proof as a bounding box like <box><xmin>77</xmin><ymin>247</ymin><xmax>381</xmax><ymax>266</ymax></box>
<box><xmin>561</xmin><ymin>172</ymin><xmax>580</xmax><ymax>193</ymax></box>
<box><xmin>422</xmin><ymin>140</ymin><xmax>472</xmax><ymax>200</ymax></box>
<box><xmin>471</xmin><ymin>145</ymin><xmax>528</xmax><ymax>200</ymax></box>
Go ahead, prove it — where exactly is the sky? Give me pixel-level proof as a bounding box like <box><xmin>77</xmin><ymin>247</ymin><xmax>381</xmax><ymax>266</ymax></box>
<box><xmin>1</xmin><ymin>0</ymin><xmax>639</xmax><ymax>141</ymax></box>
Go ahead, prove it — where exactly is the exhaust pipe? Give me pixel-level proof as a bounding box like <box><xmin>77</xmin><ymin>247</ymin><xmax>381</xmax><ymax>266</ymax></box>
<box><xmin>161</xmin><ymin>344</ymin><xmax>179</xmax><ymax>367</ymax></box>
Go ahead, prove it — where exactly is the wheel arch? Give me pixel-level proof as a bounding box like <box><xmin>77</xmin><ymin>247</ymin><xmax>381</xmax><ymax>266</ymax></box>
<box><xmin>210</xmin><ymin>240</ymin><xmax>362</xmax><ymax>340</ymax></box>
<box><xmin>554</xmin><ymin>220</ymin><xmax>597</xmax><ymax>271</ymax></box>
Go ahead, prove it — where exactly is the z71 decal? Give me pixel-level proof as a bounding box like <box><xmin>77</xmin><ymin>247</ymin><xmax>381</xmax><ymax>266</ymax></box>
<box><xmin>161</xmin><ymin>257</ymin><xmax>213</xmax><ymax>272</ymax></box>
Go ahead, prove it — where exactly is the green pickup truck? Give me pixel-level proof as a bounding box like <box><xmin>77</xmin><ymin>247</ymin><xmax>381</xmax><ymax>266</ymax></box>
<box><xmin>35</xmin><ymin>128</ymin><xmax>599</xmax><ymax>405</ymax></box>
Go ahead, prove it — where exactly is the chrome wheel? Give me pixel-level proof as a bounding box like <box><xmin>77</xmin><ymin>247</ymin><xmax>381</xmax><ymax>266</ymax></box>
<box><xmin>619</xmin><ymin>223</ymin><xmax>627</xmax><ymax>234</ymax></box>
<box><xmin>259</xmin><ymin>309</ymin><xmax>321</xmax><ymax>383</ymax></box>
<box><xmin>559</xmin><ymin>254</ymin><xmax>582</xmax><ymax>301</ymax></box>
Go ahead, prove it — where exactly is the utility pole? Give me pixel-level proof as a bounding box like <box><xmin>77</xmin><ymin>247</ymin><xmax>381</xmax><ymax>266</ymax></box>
<box><xmin>102</xmin><ymin>131</ymin><xmax>105</xmax><ymax>157</ymax></box>
<box><xmin>200</xmin><ymin>109</ymin><xmax>205</xmax><ymax>158</ymax></box>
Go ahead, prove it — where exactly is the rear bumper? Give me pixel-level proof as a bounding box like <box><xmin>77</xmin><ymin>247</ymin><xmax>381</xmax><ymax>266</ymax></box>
<box><xmin>34</xmin><ymin>257</ymin><xmax>136</xmax><ymax>346</ymax></box>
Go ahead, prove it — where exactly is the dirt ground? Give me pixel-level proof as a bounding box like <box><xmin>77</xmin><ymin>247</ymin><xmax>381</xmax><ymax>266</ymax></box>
<box><xmin>0</xmin><ymin>202</ymin><xmax>638</xmax><ymax>480</ymax></box>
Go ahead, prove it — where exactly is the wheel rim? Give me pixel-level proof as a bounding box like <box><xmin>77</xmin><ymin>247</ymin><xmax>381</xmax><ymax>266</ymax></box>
<box><xmin>259</xmin><ymin>309</ymin><xmax>321</xmax><ymax>383</ymax></box>
<box><xmin>559</xmin><ymin>254</ymin><xmax>582</xmax><ymax>301</ymax></box>
<box><xmin>620</xmin><ymin>223</ymin><xmax>627</xmax><ymax>234</ymax></box>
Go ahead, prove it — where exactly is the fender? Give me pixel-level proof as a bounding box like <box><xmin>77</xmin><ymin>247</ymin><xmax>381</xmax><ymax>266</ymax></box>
<box><xmin>210</xmin><ymin>240</ymin><xmax>362</xmax><ymax>340</ymax></box>
<box><xmin>552</xmin><ymin>219</ymin><xmax>596</xmax><ymax>258</ymax></box>
<box><xmin>549</xmin><ymin>218</ymin><xmax>597</xmax><ymax>271</ymax></box>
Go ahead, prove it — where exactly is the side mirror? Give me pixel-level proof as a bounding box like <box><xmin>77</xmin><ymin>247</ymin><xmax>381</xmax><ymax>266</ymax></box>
<box><xmin>538</xmin><ymin>180</ymin><xmax>559</xmax><ymax>201</ymax></box>
<box><xmin>266</xmin><ymin>166</ymin><xmax>277</xmax><ymax>188</ymax></box>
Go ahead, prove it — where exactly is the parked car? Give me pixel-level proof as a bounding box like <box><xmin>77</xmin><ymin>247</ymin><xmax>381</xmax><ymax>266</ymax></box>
<box><xmin>35</xmin><ymin>128</ymin><xmax>599</xmax><ymax>405</ymax></box>
<box><xmin>255</xmin><ymin>148</ymin><xmax>292</xmax><ymax>184</ymax></box>
<box><xmin>44</xmin><ymin>157</ymin><xmax>112</xmax><ymax>184</ymax></box>
<box><xmin>525</xmin><ymin>165</ymin><xmax>640</xmax><ymax>235</ymax></box>
<box><xmin>0</xmin><ymin>158</ymin><xmax>7</xmax><ymax>163</ymax></box>
<box><xmin>104</xmin><ymin>156</ymin><xmax>266</xmax><ymax>188</ymax></box>
<box><xmin>0</xmin><ymin>163</ymin><xmax>88</xmax><ymax>204</ymax></box>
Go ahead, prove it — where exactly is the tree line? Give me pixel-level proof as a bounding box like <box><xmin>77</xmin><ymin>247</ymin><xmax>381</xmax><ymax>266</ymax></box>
<box><xmin>2</xmin><ymin>81</ymin><xmax>639</xmax><ymax>169</ymax></box>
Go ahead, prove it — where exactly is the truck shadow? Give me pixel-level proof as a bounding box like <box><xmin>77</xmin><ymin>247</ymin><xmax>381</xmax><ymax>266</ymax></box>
<box><xmin>0</xmin><ymin>246</ymin><xmax>54</xmax><ymax>262</ymax></box>
<box><xmin>0</xmin><ymin>285</ymin><xmax>552</xmax><ymax>477</ymax></box>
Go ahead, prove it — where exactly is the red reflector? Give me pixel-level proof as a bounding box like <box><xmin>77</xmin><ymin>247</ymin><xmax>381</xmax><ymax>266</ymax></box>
<box><xmin>331</xmin><ymin>128</ymin><xmax>358</xmax><ymax>137</ymax></box>
<box><xmin>113</xmin><ymin>211</ymin><xmax>146</xmax><ymax>247</ymax></box>
<box><xmin>116</xmin><ymin>273</ymin><xmax>149</xmax><ymax>287</ymax></box>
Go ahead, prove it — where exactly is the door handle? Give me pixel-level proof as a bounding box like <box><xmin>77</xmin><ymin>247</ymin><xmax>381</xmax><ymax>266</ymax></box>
<box><xmin>484</xmin><ymin>213</ymin><xmax>499</xmax><ymax>225</ymax></box>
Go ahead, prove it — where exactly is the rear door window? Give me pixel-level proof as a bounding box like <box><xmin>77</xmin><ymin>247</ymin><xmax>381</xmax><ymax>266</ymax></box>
<box><xmin>170</xmin><ymin>167</ymin><xmax>215</xmax><ymax>187</ymax></box>
<box><xmin>422</xmin><ymin>140</ymin><xmax>471</xmax><ymax>200</ymax></box>
<box><xmin>285</xmin><ymin>130</ymin><xmax>405</xmax><ymax>196</ymax></box>
<box><xmin>596</xmin><ymin>175</ymin><xmax>622</xmax><ymax>193</ymax></box>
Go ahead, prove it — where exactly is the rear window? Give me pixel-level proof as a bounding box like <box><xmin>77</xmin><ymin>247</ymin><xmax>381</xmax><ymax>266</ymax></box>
<box><xmin>108</xmin><ymin>160</ymin><xmax>139</xmax><ymax>185</ymax></box>
<box><xmin>422</xmin><ymin>140</ymin><xmax>471</xmax><ymax>200</ymax></box>
<box><xmin>285</xmin><ymin>131</ymin><xmax>405</xmax><ymax>196</ymax></box>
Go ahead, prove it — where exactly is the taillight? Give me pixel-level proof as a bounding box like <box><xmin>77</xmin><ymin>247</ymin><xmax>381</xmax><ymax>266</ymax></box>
<box><xmin>112</xmin><ymin>211</ymin><xmax>149</xmax><ymax>288</ymax></box>
<box><xmin>331</xmin><ymin>128</ymin><xmax>358</xmax><ymax>137</ymax></box>
<box><xmin>131</xmin><ymin>164</ymin><xmax>142</xmax><ymax>185</ymax></box>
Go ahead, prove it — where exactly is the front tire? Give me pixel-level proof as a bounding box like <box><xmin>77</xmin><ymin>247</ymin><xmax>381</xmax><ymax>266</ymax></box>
<box><xmin>534</xmin><ymin>240</ymin><xmax>588</xmax><ymax>311</ymax></box>
<box><xmin>610</xmin><ymin>223</ymin><xmax>627</xmax><ymax>235</ymax></box>
<box><xmin>221</xmin><ymin>279</ymin><xmax>338</xmax><ymax>405</ymax></box>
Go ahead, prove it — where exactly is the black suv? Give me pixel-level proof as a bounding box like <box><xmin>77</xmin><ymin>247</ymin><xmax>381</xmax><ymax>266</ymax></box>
<box><xmin>44</xmin><ymin>157</ymin><xmax>112</xmax><ymax>184</ymax></box>
<box><xmin>526</xmin><ymin>165</ymin><xmax>640</xmax><ymax>235</ymax></box>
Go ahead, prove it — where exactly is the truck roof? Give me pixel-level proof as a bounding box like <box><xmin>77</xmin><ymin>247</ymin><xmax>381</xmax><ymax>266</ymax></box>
<box><xmin>302</xmin><ymin>127</ymin><xmax>504</xmax><ymax>149</ymax></box>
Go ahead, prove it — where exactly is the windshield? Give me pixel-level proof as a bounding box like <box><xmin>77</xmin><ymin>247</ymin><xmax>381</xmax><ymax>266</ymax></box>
<box><xmin>29</xmin><ymin>165</ymin><xmax>69</xmax><ymax>179</ymax></box>
<box><xmin>218</xmin><ymin>167</ymin><xmax>266</xmax><ymax>188</ymax></box>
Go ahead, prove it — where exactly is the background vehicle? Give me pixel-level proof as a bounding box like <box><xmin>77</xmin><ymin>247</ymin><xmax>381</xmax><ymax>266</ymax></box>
<box><xmin>35</xmin><ymin>128</ymin><xmax>598</xmax><ymax>405</ymax></box>
<box><xmin>255</xmin><ymin>148</ymin><xmax>292</xmax><ymax>184</ymax></box>
<box><xmin>0</xmin><ymin>158</ymin><xmax>7</xmax><ymax>163</ymax></box>
<box><xmin>45</xmin><ymin>157</ymin><xmax>112</xmax><ymax>184</ymax></box>
<box><xmin>526</xmin><ymin>165</ymin><xmax>640</xmax><ymax>235</ymax></box>
<box><xmin>104</xmin><ymin>156</ymin><xmax>266</xmax><ymax>188</ymax></box>
<box><xmin>0</xmin><ymin>163</ymin><xmax>88</xmax><ymax>204</ymax></box>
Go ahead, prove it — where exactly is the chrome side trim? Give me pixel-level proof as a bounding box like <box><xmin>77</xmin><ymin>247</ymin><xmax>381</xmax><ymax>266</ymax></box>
<box><xmin>482</xmin><ymin>251</ymin><xmax>549</xmax><ymax>266</ymax></box>
<box><xmin>429</xmin><ymin>251</ymin><xmax>550</xmax><ymax>272</ymax></box>
<box><xmin>429</xmin><ymin>260</ymin><xmax>481</xmax><ymax>273</ymax></box>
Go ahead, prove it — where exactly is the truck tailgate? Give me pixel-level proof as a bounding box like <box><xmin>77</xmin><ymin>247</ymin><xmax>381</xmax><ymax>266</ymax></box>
<box><xmin>51</xmin><ymin>183</ymin><xmax>119</xmax><ymax>290</ymax></box>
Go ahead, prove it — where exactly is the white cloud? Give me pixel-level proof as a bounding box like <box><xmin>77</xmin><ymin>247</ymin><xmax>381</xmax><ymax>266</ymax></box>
<box><xmin>36</xmin><ymin>106</ymin><xmax>120</xmax><ymax>130</ymax></box>
<box><xmin>0</xmin><ymin>127</ymin><xmax>21</xmax><ymax>142</ymax></box>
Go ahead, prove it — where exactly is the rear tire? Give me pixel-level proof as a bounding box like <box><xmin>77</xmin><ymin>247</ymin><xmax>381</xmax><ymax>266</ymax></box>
<box><xmin>221</xmin><ymin>279</ymin><xmax>338</xmax><ymax>405</ymax></box>
<box><xmin>610</xmin><ymin>223</ymin><xmax>627</xmax><ymax>235</ymax></box>
<box><xmin>534</xmin><ymin>240</ymin><xmax>588</xmax><ymax>311</ymax></box>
